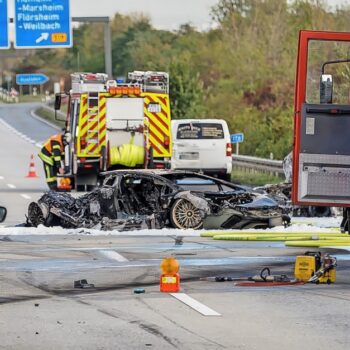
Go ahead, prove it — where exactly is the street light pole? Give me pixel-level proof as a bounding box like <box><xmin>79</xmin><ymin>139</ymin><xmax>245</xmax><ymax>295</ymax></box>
<box><xmin>72</xmin><ymin>17</ymin><xmax>113</xmax><ymax>78</ymax></box>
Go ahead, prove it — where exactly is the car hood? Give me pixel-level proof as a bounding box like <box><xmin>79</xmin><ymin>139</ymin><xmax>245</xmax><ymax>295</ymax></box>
<box><xmin>236</xmin><ymin>195</ymin><xmax>278</xmax><ymax>209</ymax></box>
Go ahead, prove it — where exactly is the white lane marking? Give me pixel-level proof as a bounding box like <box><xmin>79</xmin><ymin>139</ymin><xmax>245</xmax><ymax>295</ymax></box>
<box><xmin>170</xmin><ymin>293</ymin><xmax>221</xmax><ymax>316</ymax></box>
<box><xmin>99</xmin><ymin>250</ymin><xmax>129</xmax><ymax>262</ymax></box>
<box><xmin>0</xmin><ymin>117</ymin><xmax>38</xmax><ymax>147</ymax></box>
<box><xmin>7</xmin><ymin>184</ymin><xmax>16</xmax><ymax>189</ymax></box>
<box><xmin>0</xmin><ymin>176</ymin><xmax>4</xmax><ymax>180</ymax></box>
<box><xmin>20</xmin><ymin>194</ymin><xmax>31</xmax><ymax>200</ymax></box>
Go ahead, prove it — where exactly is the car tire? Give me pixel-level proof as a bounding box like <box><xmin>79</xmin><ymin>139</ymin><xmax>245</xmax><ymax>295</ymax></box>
<box><xmin>170</xmin><ymin>198</ymin><xmax>203</xmax><ymax>229</ymax></box>
<box><xmin>28</xmin><ymin>202</ymin><xmax>53</xmax><ymax>227</ymax></box>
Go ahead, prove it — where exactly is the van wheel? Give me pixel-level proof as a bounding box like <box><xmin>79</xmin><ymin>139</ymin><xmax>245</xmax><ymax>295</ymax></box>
<box><xmin>170</xmin><ymin>199</ymin><xmax>203</xmax><ymax>229</ymax></box>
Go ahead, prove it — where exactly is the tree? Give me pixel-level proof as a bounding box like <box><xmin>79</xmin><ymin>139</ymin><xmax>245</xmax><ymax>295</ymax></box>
<box><xmin>169</xmin><ymin>56</ymin><xmax>206</xmax><ymax>119</ymax></box>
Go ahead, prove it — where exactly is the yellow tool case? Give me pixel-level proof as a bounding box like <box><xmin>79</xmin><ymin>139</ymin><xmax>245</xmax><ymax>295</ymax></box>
<box><xmin>294</xmin><ymin>252</ymin><xmax>336</xmax><ymax>284</ymax></box>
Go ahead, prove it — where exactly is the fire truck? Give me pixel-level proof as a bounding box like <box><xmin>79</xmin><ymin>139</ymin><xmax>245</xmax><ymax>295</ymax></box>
<box><xmin>54</xmin><ymin>71</ymin><xmax>172</xmax><ymax>190</ymax></box>
<box><xmin>292</xmin><ymin>30</ymin><xmax>350</xmax><ymax>232</ymax></box>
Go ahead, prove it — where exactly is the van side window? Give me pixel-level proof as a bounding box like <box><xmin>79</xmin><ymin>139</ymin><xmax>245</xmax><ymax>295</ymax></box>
<box><xmin>176</xmin><ymin>123</ymin><xmax>224</xmax><ymax>139</ymax></box>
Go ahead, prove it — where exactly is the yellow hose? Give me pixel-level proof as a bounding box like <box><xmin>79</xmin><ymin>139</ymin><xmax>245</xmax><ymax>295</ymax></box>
<box><xmin>286</xmin><ymin>239</ymin><xmax>350</xmax><ymax>247</ymax></box>
<box><xmin>109</xmin><ymin>139</ymin><xmax>144</xmax><ymax>167</ymax></box>
<box><xmin>213</xmin><ymin>234</ymin><xmax>348</xmax><ymax>241</ymax></box>
<box><xmin>201</xmin><ymin>230</ymin><xmax>340</xmax><ymax>238</ymax></box>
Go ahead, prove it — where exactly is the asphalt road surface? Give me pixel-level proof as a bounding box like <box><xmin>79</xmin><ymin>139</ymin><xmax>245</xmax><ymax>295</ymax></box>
<box><xmin>0</xmin><ymin>102</ymin><xmax>57</xmax><ymax>225</ymax></box>
<box><xmin>0</xmin><ymin>102</ymin><xmax>349</xmax><ymax>350</ymax></box>
<box><xmin>0</xmin><ymin>234</ymin><xmax>349</xmax><ymax>350</ymax></box>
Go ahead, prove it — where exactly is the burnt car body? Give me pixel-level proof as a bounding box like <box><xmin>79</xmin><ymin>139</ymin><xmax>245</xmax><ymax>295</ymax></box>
<box><xmin>254</xmin><ymin>182</ymin><xmax>334</xmax><ymax>217</ymax></box>
<box><xmin>27</xmin><ymin>170</ymin><xmax>289</xmax><ymax>231</ymax></box>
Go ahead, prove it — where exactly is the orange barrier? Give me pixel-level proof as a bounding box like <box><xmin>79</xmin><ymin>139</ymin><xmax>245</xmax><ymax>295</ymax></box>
<box><xmin>26</xmin><ymin>154</ymin><xmax>39</xmax><ymax>178</ymax></box>
<box><xmin>160</xmin><ymin>257</ymin><xmax>180</xmax><ymax>293</ymax></box>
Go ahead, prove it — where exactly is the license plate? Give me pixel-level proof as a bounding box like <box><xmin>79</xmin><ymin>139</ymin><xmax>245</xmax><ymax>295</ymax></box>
<box><xmin>179</xmin><ymin>152</ymin><xmax>199</xmax><ymax>160</ymax></box>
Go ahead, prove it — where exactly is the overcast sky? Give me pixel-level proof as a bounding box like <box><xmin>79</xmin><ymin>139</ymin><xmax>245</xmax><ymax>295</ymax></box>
<box><xmin>6</xmin><ymin>0</ymin><xmax>350</xmax><ymax>31</ymax></box>
<box><xmin>80</xmin><ymin>1</ymin><xmax>350</xmax><ymax>31</ymax></box>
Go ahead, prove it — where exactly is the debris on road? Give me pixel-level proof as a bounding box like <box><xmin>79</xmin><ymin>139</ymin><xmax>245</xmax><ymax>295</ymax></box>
<box><xmin>133</xmin><ymin>288</ymin><xmax>145</xmax><ymax>294</ymax></box>
<box><xmin>74</xmin><ymin>279</ymin><xmax>95</xmax><ymax>289</ymax></box>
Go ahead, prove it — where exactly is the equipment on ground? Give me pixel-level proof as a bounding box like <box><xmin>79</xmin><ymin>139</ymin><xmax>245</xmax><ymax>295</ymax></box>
<box><xmin>54</xmin><ymin>71</ymin><xmax>172</xmax><ymax>191</ymax></box>
<box><xmin>294</xmin><ymin>251</ymin><xmax>336</xmax><ymax>284</ymax></box>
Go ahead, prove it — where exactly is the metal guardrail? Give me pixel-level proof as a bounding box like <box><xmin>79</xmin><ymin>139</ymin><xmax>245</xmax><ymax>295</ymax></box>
<box><xmin>232</xmin><ymin>154</ymin><xmax>284</xmax><ymax>176</ymax></box>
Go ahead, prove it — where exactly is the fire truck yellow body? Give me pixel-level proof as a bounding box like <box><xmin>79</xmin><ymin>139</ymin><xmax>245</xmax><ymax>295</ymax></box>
<box><xmin>58</xmin><ymin>71</ymin><xmax>172</xmax><ymax>190</ymax></box>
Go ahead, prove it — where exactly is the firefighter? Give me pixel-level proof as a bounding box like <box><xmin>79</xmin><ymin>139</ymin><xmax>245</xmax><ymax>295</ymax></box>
<box><xmin>38</xmin><ymin>133</ymin><xmax>66</xmax><ymax>190</ymax></box>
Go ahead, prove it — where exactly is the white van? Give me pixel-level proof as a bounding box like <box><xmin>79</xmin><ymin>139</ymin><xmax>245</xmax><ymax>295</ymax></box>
<box><xmin>171</xmin><ymin>119</ymin><xmax>232</xmax><ymax>180</ymax></box>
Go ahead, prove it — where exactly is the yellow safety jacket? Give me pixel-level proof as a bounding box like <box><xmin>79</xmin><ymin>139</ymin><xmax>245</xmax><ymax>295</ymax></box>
<box><xmin>38</xmin><ymin>134</ymin><xmax>64</xmax><ymax>168</ymax></box>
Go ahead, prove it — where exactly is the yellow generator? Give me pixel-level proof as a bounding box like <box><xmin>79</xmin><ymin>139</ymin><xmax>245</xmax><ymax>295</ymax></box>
<box><xmin>294</xmin><ymin>252</ymin><xmax>336</xmax><ymax>284</ymax></box>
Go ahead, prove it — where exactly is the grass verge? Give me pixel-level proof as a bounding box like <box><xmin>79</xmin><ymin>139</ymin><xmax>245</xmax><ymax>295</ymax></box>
<box><xmin>35</xmin><ymin>107</ymin><xmax>66</xmax><ymax>129</ymax></box>
<box><xmin>231</xmin><ymin>168</ymin><xmax>283</xmax><ymax>186</ymax></box>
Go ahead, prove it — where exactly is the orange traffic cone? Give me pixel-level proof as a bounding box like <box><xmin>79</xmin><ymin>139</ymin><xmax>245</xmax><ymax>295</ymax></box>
<box><xmin>26</xmin><ymin>154</ymin><xmax>39</xmax><ymax>178</ymax></box>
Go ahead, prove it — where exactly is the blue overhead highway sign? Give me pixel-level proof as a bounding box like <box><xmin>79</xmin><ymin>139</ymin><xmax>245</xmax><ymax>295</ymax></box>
<box><xmin>16</xmin><ymin>73</ymin><xmax>49</xmax><ymax>85</ymax></box>
<box><xmin>231</xmin><ymin>133</ymin><xmax>244</xmax><ymax>143</ymax></box>
<box><xmin>0</xmin><ymin>0</ymin><xmax>9</xmax><ymax>49</ymax></box>
<box><xmin>14</xmin><ymin>0</ymin><xmax>72</xmax><ymax>48</ymax></box>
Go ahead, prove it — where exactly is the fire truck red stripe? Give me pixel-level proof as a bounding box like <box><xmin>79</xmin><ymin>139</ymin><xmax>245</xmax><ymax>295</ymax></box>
<box><xmin>160</xmin><ymin>109</ymin><xmax>169</xmax><ymax>120</ymax></box>
<box><xmin>157</xmin><ymin>96</ymin><xmax>167</xmax><ymax>105</ymax></box>
<box><xmin>148</xmin><ymin>118</ymin><xmax>166</xmax><ymax>140</ymax></box>
<box><xmin>81</xmin><ymin>121</ymin><xmax>88</xmax><ymax>132</ymax></box>
<box><xmin>150</xmin><ymin>112</ymin><xmax>169</xmax><ymax>131</ymax></box>
<box><xmin>148</xmin><ymin>136</ymin><xmax>162</xmax><ymax>155</ymax></box>
<box><xmin>90</xmin><ymin>144</ymin><xmax>99</xmax><ymax>153</ymax></box>
<box><xmin>89</xmin><ymin>122</ymin><xmax>98</xmax><ymax>131</ymax></box>
<box><xmin>99</xmin><ymin>102</ymin><xmax>106</xmax><ymax>112</ymax></box>
<box><xmin>149</xmin><ymin>131</ymin><xmax>163</xmax><ymax>147</ymax></box>
<box><xmin>98</xmin><ymin>125</ymin><xmax>106</xmax><ymax>134</ymax></box>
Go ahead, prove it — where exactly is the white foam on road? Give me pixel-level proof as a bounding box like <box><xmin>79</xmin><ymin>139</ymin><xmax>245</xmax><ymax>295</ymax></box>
<box><xmin>0</xmin><ymin>225</ymin><xmax>201</xmax><ymax>237</ymax></box>
<box><xmin>0</xmin><ymin>220</ymin><xmax>343</xmax><ymax>237</ymax></box>
<box><xmin>0</xmin><ymin>176</ymin><xmax>4</xmax><ymax>180</ymax></box>
<box><xmin>99</xmin><ymin>250</ymin><xmax>129</xmax><ymax>262</ymax></box>
<box><xmin>7</xmin><ymin>184</ymin><xmax>16</xmax><ymax>189</ymax></box>
<box><xmin>170</xmin><ymin>293</ymin><xmax>221</xmax><ymax>316</ymax></box>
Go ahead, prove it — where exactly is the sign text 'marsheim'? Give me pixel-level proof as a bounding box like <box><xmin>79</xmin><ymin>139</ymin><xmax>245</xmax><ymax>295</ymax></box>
<box><xmin>15</xmin><ymin>0</ymin><xmax>72</xmax><ymax>48</ymax></box>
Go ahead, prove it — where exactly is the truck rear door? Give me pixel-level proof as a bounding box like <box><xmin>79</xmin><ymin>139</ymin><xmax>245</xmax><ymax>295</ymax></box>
<box><xmin>106</xmin><ymin>97</ymin><xmax>144</xmax><ymax>147</ymax></box>
<box><xmin>292</xmin><ymin>30</ymin><xmax>350</xmax><ymax>207</ymax></box>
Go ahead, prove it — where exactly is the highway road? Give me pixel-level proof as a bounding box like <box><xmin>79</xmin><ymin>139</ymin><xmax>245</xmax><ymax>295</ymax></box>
<box><xmin>0</xmin><ymin>234</ymin><xmax>350</xmax><ymax>350</ymax></box>
<box><xmin>0</xmin><ymin>102</ymin><xmax>58</xmax><ymax>225</ymax></box>
<box><xmin>0</xmin><ymin>102</ymin><xmax>349</xmax><ymax>350</ymax></box>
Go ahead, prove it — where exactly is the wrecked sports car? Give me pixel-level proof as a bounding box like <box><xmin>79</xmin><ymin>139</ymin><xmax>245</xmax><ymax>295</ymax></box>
<box><xmin>27</xmin><ymin>170</ymin><xmax>290</xmax><ymax>231</ymax></box>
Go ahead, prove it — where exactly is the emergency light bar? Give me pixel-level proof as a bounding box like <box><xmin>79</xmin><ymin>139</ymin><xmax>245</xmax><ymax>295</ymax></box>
<box><xmin>71</xmin><ymin>73</ymin><xmax>108</xmax><ymax>84</ymax></box>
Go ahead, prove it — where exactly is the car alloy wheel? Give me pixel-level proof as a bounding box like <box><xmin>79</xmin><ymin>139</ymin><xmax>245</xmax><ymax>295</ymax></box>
<box><xmin>170</xmin><ymin>198</ymin><xmax>203</xmax><ymax>229</ymax></box>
